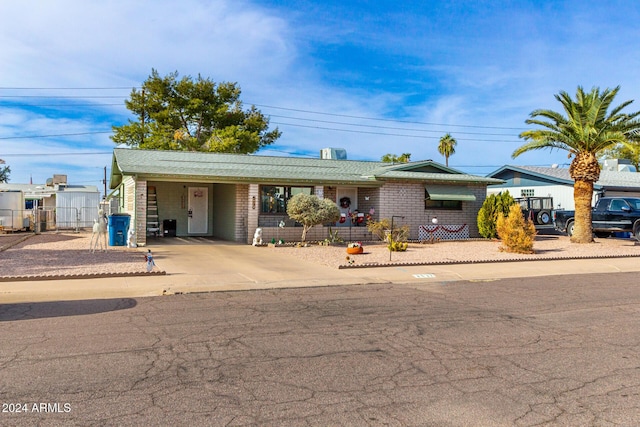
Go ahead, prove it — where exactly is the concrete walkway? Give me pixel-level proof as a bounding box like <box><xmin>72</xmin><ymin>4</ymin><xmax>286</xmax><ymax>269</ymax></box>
<box><xmin>2</xmin><ymin>238</ymin><xmax>640</xmax><ymax>304</ymax></box>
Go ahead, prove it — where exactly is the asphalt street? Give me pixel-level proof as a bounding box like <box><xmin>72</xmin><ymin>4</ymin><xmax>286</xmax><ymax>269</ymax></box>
<box><xmin>1</xmin><ymin>272</ymin><xmax>639</xmax><ymax>426</ymax></box>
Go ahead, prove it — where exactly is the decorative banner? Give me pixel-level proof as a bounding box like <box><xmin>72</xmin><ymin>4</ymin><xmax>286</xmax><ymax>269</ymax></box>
<box><xmin>419</xmin><ymin>224</ymin><xmax>469</xmax><ymax>240</ymax></box>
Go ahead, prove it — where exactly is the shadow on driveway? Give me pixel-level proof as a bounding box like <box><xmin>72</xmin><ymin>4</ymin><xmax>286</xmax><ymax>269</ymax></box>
<box><xmin>0</xmin><ymin>298</ymin><xmax>137</xmax><ymax>321</ymax></box>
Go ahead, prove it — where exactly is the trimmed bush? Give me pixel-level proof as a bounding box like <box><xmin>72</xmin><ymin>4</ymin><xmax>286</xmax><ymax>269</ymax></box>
<box><xmin>287</xmin><ymin>194</ymin><xmax>340</xmax><ymax>242</ymax></box>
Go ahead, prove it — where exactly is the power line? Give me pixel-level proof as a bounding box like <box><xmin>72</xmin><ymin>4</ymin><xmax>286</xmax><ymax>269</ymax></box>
<box><xmin>0</xmin><ymin>95</ymin><xmax>125</xmax><ymax>99</ymax></box>
<box><xmin>0</xmin><ymin>152</ymin><xmax>112</xmax><ymax>157</ymax></box>
<box><xmin>0</xmin><ymin>131</ymin><xmax>111</xmax><ymax>140</ymax></box>
<box><xmin>255</xmin><ymin>103</ymin><xmax>526</xmax><ymax>131</ymax></box>
<box><xmin>268</xmin><ymin>114</ymin><xmax>517</xmax><ymax>137</ymax></box>
<box><xmin>270</xmin><ymin>121</ymin><xmax>520</xmax><ymax>143</ymax></box>
<box><xmin>2</xmin><ymin>103</ymin><xmax>124</xmax><ymax>107</ymax></box>
<box><xmin>0</xmin><ymin>123</ymin><xmax>520</xmax><ymax>143</ymax></box>
<box><xmin>0</xmin><ymin>85</ymin><xmax>528</xmax><ymax>132</ymax></box>
<box><xmin>0</xmin><ymin>87</ymin><xmax>133</xmax><ymax>90</ymax></box>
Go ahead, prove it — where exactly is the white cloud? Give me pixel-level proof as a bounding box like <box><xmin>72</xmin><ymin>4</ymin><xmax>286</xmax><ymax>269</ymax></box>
<box><xmin>0</xmin><ymin>0</ymin><xmax>294</xmax><ymax>87</ymax></box>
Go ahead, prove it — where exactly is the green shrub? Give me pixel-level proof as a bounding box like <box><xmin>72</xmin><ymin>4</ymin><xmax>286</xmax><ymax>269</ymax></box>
<box><xmin>496</xmin><ymin>204</ymin><xmax>537</xmax><ymax>253</ymax></box>
<box><xmin>477</xmin><ymin>191</ymin><xmax>515</xmax><ymax>238</ymax></box>
<box><xmin>387</xmin><ymin>240</ymin><xmax>408</xmax><ymax>252</ymax></box>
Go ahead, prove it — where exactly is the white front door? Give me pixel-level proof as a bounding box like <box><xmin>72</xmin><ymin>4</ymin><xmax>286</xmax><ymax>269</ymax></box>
<box><xmin>188</xmin><ymin>187</ymin><xmax>208</xmax><ymax>234</ymax></box>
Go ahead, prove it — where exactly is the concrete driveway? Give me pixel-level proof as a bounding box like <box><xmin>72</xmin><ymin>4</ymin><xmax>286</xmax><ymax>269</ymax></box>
<box><xmin>2</xmin><ymin>236</ymin><xmax>640</xmax><ymax>303</ymax></box>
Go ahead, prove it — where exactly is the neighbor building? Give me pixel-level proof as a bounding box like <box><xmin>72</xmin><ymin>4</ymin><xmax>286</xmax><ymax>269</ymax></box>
<box><xmin>0</xmin><ymin>175</ymin><xmax>101</xmax><ymax>231</ymax></box>
<box><xmin>487</xmin><ymin>160</ymin><xmax>640</xmax><ymax>210</ymax></box>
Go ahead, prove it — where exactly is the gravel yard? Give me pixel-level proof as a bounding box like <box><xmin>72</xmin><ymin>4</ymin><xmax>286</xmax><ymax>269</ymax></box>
<box><xmin>0</xmin><ymin>232</ymin><xmax>150</xmax><ymax>279</ymax></box>
<box><xmin>1</xmin><ymin>231</ymin><xmax>639</xmax><ymax>279</ymax></box>
<box><xmin>275</xmin><ymin>234</ymin><xmax>640</xmax><ymax>268</ymax></box>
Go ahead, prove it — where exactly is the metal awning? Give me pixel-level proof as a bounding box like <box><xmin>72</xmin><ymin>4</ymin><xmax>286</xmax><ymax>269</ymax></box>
<box><xmin>425</xmin><ymin>185</ymin><xmax>476</xmax><ymax>201</ymax></box>
<box><xmin>22</xmin><ymin>193</ymin><xmax>53</xmax><ymax>200</ymax></box>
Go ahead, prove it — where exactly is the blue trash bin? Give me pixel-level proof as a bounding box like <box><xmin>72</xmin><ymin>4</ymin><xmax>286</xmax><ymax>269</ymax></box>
<box><xmin>108</xmin><ymin>214</ymin><xmax>131</xmax><ymax>246</ymax></box>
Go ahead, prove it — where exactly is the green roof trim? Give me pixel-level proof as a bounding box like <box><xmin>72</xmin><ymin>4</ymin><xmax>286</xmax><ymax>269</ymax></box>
<box><xmin>110</xmin><ymin>148</ymin><xmax>503</xmax><ymax>189</ymax></box>
<box><xmin>425</xmin><ymin>184</ymin><xmax>477</xmax><ymax>201</ymax></box>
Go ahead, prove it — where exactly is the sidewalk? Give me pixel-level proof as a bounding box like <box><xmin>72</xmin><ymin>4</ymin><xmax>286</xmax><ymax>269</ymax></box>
<box><xmin>2</xmin><ymin>239</ymin><xmax>640</xmax><ymax>304</ymax></box>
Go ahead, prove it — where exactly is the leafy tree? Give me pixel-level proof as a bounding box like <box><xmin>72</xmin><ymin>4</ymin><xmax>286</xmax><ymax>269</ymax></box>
<box><xmin>0</xmin><ymin>159</ymin><xmax>10</xmax><ymax>183</ymax></box>
<box><xmin>381</xmin><ymin>153</ymin><xmax>411</xmax><ymax>163</ymax></box>
<box><xmin>437</xmin><ymin>133</ymin><xmax>457</xmax><ymax>167</ymax></box>
<box><xmin>286</xmin><ymin>193</ymin><xmax>340</xmax><ymax>242</ymax></box>
<box><xmin>514</xmin><ymin>86</ymin><xmax>640</xmax><ymax>243</ymax></box>
<box><xmin>496</xmin><ymin>204</ymin><xmax>537</xmax><ymax>254</ymax></box>
<box><xmin>477</xmin><ymin>191</ymin><xmax>515</xmax><ymax>238</ymax></box>
<box><xmin>599</xmin><ymin>143</ymin><xmax>640</xmax><ymax>171</ymax></box>
<box><xmin>111</xmin><ymin>69</ymin><xmax>281</xmax><ymax>153</ymax></box>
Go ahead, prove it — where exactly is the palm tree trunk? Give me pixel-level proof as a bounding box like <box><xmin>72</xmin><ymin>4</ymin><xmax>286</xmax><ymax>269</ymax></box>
<box><xmin>571</xmin><ymin>179</ymin><xmax>594</xmax><ymax>243</ymax></box>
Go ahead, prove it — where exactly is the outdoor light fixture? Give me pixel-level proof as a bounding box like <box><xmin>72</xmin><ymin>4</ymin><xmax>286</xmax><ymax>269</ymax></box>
<box><xmin>252</xmin><ymin>196</ymin><xmax>256</xmax><ymax>210</ymax></box>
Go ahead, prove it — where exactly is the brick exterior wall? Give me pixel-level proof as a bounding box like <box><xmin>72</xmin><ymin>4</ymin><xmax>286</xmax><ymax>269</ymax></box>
<box><xmin>247</xmin><ymin>181</ymin><xmax>490</xmax><ymax>243</ymax></box>
<box><xmin>378</xmin><ymin>181</ymin><xmax>486</xmax><ymax>239</ymax></box>
<box><xmin>248</xmin><ymin>184</ymin><xmax>375</xmax><ymax>244</ymax></box>
<box><xmin>235</xmin><ymin>184</ymin><xmax>249</xmax><ymax>242</ymax></box>
<box><xmin>323</xmin><ymin>186</ymin><xmax>337</xmax><ymax>203</ymax></box>
<box><xmin>123</xmin><ymin>179</ymin><xmax>487</xmax><ymax>245</ymax></box>
<box><xmin>357</xmin><ymin>187</ymin><xmax>380</xmax><ymax>220</ymax></box>
<box><xmin>246</xmin><ymin>184</ymin><xmax>259</xmax><ymax>244</ymax></box>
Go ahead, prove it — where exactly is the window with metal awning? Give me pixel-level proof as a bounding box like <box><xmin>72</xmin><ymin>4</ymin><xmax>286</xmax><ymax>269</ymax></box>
<box><xmin>425</xmin><ymin>185</ymin><xmax>476</xmax><ymax>210</ymax></box>
<box><xmin>425</xmin><ymin>185</ymin><xmax>477</xmax><ymax>201</ymax></box>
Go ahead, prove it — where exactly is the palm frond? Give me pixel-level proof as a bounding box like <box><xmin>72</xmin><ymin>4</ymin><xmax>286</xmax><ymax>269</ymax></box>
<box><xmin>514</xmin><ymin>86</ymin><xmax>640</xmax><ymax>160</ymax></box>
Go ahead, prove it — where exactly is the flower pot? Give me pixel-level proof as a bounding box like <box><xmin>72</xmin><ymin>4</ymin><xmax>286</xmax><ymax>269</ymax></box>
<box><xmin>346</xmin><ymin>246</ymin><xmax>363</xmax><ymax>255</ymax></box>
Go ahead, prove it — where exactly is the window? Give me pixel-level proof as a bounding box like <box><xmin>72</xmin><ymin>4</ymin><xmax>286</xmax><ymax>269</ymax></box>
<box><xmin>424</xmin><ymin>186</ymin><xmax>469</xmax><ymax>210</ymax></box>
<box><xmin>260</xmin><ymin>186</ymin><xmax>313</xmax><ymax>214</ymax></box>
<box><xmin>425</xmin><ymin>199</ymin><xmax>462</xmax><ymax>210</ymax></box>
<box><xmin>521</xmin><ymin>189</ymin><xmax>535</xmax><ymax>197</ymax></box>
<box><xmin>609</xmin><ymin>199</ymin><xmax>629</xmax><ymax>211</ymax></box>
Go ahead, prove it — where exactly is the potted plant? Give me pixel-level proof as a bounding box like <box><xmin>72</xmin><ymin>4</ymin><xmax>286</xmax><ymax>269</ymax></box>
<box><xmin>346</xmin><ymin>241</ymin><xmax>364</xmax><ymax>254</ymax></box>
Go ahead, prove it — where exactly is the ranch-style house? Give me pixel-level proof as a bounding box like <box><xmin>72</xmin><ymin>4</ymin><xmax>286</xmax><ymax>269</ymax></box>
<box><xmin>108</xmin><ymin>148</ymin><xmax>502</xmax><ymax>246</ymax></box>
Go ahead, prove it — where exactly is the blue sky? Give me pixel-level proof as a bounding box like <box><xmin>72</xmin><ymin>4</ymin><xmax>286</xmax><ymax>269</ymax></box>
<box><xmin>2</xmin><ymin>0</ymin><xmax>640</xmax><ymax>192</ymax></box>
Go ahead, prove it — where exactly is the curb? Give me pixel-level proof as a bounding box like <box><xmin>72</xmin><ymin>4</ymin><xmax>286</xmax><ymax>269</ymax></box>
<box><xmin>337</xmin><ymin>253</ymin><xmax>640</xmax><ymax>269</ymax></box>
<box><xmin>0</xmin><ymin>270</ymin><xmax>167</xmax><ymax>282</ymax></box>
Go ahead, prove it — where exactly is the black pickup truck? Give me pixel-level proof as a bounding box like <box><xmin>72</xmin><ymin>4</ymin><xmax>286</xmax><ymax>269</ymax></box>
<box><xmin>553</xmin><ymin>197</ymin><xmax>640</xmax><ymax>240</ymax></box>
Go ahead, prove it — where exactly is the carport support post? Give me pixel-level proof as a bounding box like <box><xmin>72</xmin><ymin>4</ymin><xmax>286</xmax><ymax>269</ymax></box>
<box><xmin>390</xmin><ymin>215</ymin><xmax>404</xmax><ymax>261</ymax></box>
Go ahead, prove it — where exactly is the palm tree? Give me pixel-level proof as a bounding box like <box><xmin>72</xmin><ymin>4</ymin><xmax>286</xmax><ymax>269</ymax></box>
<box><xmin>438</xmin><ymin>133</ymin><xmax>457</xmax><ymax>167</ymax></box>
<box><xmin>381</xmin><ymin>153</ymin><xmax>411</xmax><ymax>163</ymax></box>
<box><xmin>514</xmin><ymin>86</ymin><xmax>640</xmax><ymax>243</ymax></box>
